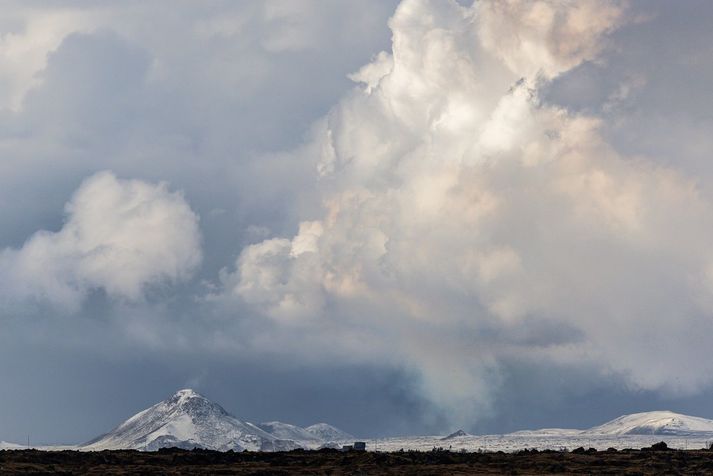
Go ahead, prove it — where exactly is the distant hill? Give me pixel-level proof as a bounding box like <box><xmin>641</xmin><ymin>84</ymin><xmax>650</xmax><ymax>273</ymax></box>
<box><xmin>587</xmin><ymin>411</ymin><xmax>713</xmax><ymax>436</ymax></box>
<box><xmin>0</xmin><ymin>441</ymin><xmax>25</xmax><ymax>450</ymax></box>
<box><xmin>256</xmin><ymin>421</ymin><xmax>322</xmax><ymax>443</ymax></box>
<box><xmin>509</xmin><ymin>410</ymin><xmax>713</xmax><ymax>438</ymax></box>
<box><xmin>305</xmin><ymin>423</ymin><xmax>354</xmax><ymax>442</ymax></box>
<box><xmin>441</xmin><ymin>429</ymin><xmax>469</xmax><ymax>440</ymax></box>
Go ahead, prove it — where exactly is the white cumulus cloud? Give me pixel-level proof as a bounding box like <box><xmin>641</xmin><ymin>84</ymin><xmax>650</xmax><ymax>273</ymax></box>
<box><xmin>0</xmin><ymin>171</ymin><xmax>202</xmax><ymax>312</ymax></box>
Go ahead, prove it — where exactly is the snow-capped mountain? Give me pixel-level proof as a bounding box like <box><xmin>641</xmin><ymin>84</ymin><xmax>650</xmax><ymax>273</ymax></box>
<box><xmin>587</xmin><ymin>411</ymin><xmax>713</xmax><ymax>436</ymax></box>
<box><xmin>82</xmin><ymin>389</ymin><xmax>293</xmax><ymax>451</ymax></box>
<box><xmin>81</xmin><ymin>389</ymin><xmax>354</xmax><ymax>452</ymax></box>
<box><xmin>304</xmin><ymin>423</ymin><xmax>354</xmax><ymax>441</ymax></box>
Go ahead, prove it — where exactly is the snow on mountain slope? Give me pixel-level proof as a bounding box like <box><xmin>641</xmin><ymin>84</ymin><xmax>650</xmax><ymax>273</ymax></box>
<box><xmin>587</xmin><ymin>411</ymin><xmax>713</xmax><ymax>436</ymax></box>
<box><xmin>257</xmin><ymin>421</ymin><xmax>321</xmax><ymax>443</ymax></box>
<box><xmin>0</xmin><ymin>441</ymin><xmax>24</xmax><ymax>450</ymax></box>
<box><xmin>81</xmin><ymin>389</ymin><xmax>293</xmax><ymax>451</ymax></box>
<box><xmin>507</xmin><ymin>411</ymin><xmax>713</xmax><ymax>438</ymax></box>
<box><xmin>305</xmin><ymin>423</ymin><xmax>354</xmax><ymax>441</ymax></box>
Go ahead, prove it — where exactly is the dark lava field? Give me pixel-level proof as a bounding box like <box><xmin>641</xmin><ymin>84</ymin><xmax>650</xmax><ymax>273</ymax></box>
<box><xmin>3</xmin><ymin>444</ymin><xmax>713</xmax><ymax>475</ymax></box>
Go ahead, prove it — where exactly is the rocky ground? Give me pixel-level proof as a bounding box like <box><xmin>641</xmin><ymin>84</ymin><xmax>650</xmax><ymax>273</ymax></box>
<box><xmin>3</xmin><ymin>443</ymin><xmax>713</xmax><ymax>475</ymax></box>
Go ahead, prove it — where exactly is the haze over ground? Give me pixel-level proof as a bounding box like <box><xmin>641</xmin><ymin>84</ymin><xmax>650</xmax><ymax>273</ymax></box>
<box><xmin>2</xmin><ymin>0</ymin><xmax>713</xmax><ymax>445</ymax></box>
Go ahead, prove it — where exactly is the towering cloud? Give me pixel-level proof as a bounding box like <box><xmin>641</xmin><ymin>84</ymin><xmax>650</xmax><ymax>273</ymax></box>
<box><xmin>219</xmin><ymin>0</ymin><xmax>713</xmax><ymax>420</ymax></box>
<box><xmin>0</xmin><ymin>172</ymin><xmax>201</xmax><ymax>311</ymax></box>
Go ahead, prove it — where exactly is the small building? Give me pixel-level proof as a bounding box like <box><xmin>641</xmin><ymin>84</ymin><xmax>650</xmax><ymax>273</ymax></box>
<box><xmin>341</xmin><ymin>442</ymin><xmax>366</xmax><ymax>452</ymax></box>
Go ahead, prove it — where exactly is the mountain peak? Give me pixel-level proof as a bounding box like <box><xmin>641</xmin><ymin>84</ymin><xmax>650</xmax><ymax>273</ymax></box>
<box><xmin>169</xmin><ymin>388</ymin><xmax>209</xmax><ymax>406</ymax></box>
<box><xmin>163</xmin><ymin>389</ymin><xmax>231</xmax><ymax>420</ymax></box>
<box><xmin>173</xmin><ymin>388</ymin><xmax>202</xmax><ymax>399</ymax></box>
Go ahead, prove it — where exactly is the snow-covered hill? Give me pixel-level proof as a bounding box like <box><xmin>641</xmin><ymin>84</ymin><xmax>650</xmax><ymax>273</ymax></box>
<box><xmin>366</xmin><ymin>411</ymin><xmax>713</xmax><ymax>452</ymax></box>
<box><xmin>587</xmin><ymin>411</ymin><xmax>713</xmax><ymax>436</ymax></box>
<box><xmin>506</xmin><ymin>411</ymin><xmax>713</xmax><ymax>438</ymax></box>
<box><xmin>81</xmin><ymin>389</ymin><xmax>354</xmax><ymax>452</ymax></box>
<box><xmin>304</xmin><ymin>423</ymin><xmax>354</xmax><ymax>442</ymax></box>
<box><xmin>0</xmin><ymin>441</ymin><xmax>24</xmax><ymax>450</ymax></box>
<box><xmin>257</xmin><ymin>421</ymin><xmax>321</xmax><ymax>443</ymax></box>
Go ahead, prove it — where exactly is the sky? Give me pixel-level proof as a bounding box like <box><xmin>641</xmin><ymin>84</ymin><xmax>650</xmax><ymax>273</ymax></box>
<box><xmin>2</xmin><ymin>0</ymin><xmax>713</xmax><ymax>444</ymax></box>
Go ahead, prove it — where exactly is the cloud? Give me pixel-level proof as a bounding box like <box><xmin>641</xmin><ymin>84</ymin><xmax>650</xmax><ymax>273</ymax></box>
<box><xmin>216</xmin><ymin>0</ymin><xmax>713</xmax><ymax>421</ymax></box>
<box><xmin>0</xmin><ymin>5</ymin><xmax>92</xmax><ymax>111</ymax></box>
<box><xmin>223</xmin><ymin>221</ymin><xmax>325</xmax><ymax>323</ymax></box>
<box><xmin>0</xmin><ymin>0</ymin><xmax>397</xmax><ymax>278</ymax></box>
<box><xmin>477</xmin><ymin>0</ymin><xmax>627</xmax><ymax>79</ymax></box>
<box><xmin>0</xmin><ymin>171</ymin><xmax>201</xmax><ymax>311</ymax></box>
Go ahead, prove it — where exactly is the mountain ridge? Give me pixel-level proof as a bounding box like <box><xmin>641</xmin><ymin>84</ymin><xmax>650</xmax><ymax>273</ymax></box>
<box><xmin>5</xmin><ymin>394</ymin><xmax>711</xmax><ymax>451</ymax></box>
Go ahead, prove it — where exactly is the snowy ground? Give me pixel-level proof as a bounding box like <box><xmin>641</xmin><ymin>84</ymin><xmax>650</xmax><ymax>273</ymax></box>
<box><xmin>363</xmin><ymin>434</ymin><xmax>713</xmax><ymax>452</ymax></box>
<box><xmin>3</xmin><ymin>435</ymin><xmax>712</xmax><ymax>453</ymax></box>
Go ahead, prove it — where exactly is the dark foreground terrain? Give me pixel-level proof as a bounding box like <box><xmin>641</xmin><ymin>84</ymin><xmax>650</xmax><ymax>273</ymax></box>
<box><xmin>3</xmin><ymin>444</ymin><xmax>713</xmax><ymax>475</ymax></box>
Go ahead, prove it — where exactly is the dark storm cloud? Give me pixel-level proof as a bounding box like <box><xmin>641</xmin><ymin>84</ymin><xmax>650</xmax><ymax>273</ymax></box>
<box><xmin>0</xmin><ymin>322</ymin><xmax>442</xmax><ymax>443</ymax></box>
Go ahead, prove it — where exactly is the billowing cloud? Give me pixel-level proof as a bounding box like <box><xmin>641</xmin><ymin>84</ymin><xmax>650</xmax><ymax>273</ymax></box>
<box><xmin>218</xmin><ymin>0</ymin><xmax>713</xmax><ymax>420</ymax></box>
<box><xmin>223</xmin><ymin>221</ymin><xmax>325</xmax><ymax>323</ymax></box>
<box><xmin>0</xmin><ymin>172</ymin><xmax>201</xmax><ymax>311</ymax></box>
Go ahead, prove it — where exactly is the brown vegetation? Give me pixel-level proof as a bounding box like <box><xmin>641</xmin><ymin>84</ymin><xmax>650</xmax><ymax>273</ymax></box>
<box><xmin>2</xmin><ymin>443</ymin><xmax>713</xmax><ymax>475</ymax></box>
